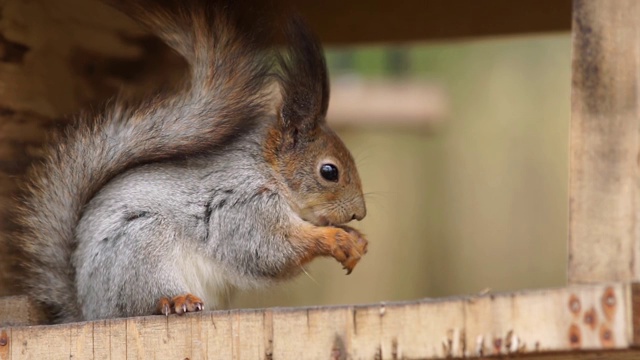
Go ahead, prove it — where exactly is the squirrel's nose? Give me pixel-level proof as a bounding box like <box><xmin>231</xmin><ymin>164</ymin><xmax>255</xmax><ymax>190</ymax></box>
<box><xmin>351</xmin><ymin>202</ymin><xmax>367</xmax><ymax>221</ymax></box>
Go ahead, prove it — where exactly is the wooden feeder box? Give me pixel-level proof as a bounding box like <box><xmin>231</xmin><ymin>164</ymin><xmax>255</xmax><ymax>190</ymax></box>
<box><xmin>4</xmin><ymin>0</ymin><xmax>640</xmax><ymax>359</ymax></box>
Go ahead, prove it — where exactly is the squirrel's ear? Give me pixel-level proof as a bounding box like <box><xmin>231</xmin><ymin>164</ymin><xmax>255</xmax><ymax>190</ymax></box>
<box><xmin>277</xmin><ymin>16</ymin><xmax>329</xmax><ymax>137</ymax></box>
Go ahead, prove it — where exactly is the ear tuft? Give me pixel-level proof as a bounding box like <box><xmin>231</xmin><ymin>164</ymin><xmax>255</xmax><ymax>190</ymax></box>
<box><xmin>277</xmin><ymin>16</ymin><xmax>329</xmax><ymax>134</ymax></box>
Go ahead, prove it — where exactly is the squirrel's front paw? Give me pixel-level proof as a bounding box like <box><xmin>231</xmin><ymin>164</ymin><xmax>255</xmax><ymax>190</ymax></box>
<box><xmin>156</xmin><ymin>294</ymin><xmax>204</xmax><ymax>316</ymax></box>
<box><xmin>331</xmin><ymin>226</ymin><xmax>368</xmax><ymax>275</ymax></box>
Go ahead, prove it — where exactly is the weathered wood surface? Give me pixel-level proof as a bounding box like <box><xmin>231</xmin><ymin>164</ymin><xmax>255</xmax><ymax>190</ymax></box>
<box><xmin>0</xmin><ymin>283</ymin><xmax>637</xmax><ymax>359</ymax></box>
<box><xmin>569</xmin><ymin>0</ymin><xmax>640</xmax><ymax>283</ymax></box>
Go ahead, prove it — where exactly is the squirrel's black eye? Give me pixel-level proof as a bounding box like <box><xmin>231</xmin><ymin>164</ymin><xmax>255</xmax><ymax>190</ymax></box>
<box><xmin>320</xmin><ymin>163</ymin><xmax>339</xmax><ymax>182</ymax></box>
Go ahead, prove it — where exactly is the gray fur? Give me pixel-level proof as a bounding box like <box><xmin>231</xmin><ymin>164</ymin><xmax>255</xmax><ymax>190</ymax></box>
<box><xmin>74</xmin><ymin>123</ymin><xmax>303</xmax><ymax>320</ymax></box>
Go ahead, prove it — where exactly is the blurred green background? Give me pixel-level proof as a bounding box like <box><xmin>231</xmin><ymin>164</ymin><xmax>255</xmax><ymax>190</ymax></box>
<box><xmin>233</xmin><ymin>34</ymin><xmax>570</xmax><ymax>308</ymax></box>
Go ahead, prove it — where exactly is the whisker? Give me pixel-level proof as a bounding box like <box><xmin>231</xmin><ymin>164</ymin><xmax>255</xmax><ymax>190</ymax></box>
<box><xmin>363</xmin><ymin>191</ymin><xmax>389</xmax><ymax>199</ymax></box>
<box><xmin>300</xmin><ymin>267</ymin><xmax>319</xmax><ymax>285</ymax></box>
<box><xmin>354</xmin><ymin>150</ymin><xmax>373</xmax><ymax>165</ymax></box>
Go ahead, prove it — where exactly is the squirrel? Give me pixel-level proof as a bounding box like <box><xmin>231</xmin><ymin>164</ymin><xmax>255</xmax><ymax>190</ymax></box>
<box><xmin>12</xmin><ymin>0</ymin><xmax>368</xmax><ymax>324</ymax></box>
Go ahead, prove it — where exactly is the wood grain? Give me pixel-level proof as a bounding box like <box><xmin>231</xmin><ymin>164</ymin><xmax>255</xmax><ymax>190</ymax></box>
<box><xmin>0</xmin><ymin>283</ymin><xmax>637</xmax><ymax>359</ymax></box>
<box><xmin>569</xmin><ymin>0</ymin><xmax>640</xmax><ymax>283</ymax></box>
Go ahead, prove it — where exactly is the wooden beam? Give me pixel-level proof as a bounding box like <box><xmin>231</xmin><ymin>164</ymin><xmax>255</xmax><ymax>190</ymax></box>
<box><xmin>327</xmin><ymin>79</ymin><xmax>448</xmax><ymax>129</ymax></box>
<box><xmin>299</xmin><ymin>0</ymin><xmax>572</xmax><ymax>45</ymax></box>
<box><xmin>569</xmin><ymin>1</ymin><xmax>640</xmax><ymax>283</ymax></box>
<box><xmin>1</xmin><ymin>283</ymin><xmax>639</xmax><ymax>359</ymax></box>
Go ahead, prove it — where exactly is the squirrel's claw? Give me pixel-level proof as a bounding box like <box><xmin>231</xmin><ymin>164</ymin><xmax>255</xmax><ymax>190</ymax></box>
<box><xmin>157</xmin><ymin>298</ymin><xmax>172</xmax><ymax>316</ymax></box>
<box><xmin>156</xmin><ymin>294</ymin><xmax>204</xmax><ymax>316</ymax></box>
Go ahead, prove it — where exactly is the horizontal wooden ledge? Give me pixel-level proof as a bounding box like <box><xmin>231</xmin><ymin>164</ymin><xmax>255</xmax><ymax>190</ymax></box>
<box><xmin>1</xmin><ymin>282</ymin><xmax>639</xmax><ymax>359</ymax></box>
<box><xmin>299</xmin><ymin>0</ymin><xmax>572</xmax><ymax>44</ymax></box>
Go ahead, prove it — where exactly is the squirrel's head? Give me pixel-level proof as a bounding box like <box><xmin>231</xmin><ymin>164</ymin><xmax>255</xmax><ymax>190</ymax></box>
<box><xmin>265</xmin><ymin>120</ymin><xmax>366</xmax><ymax>226</ymax></box>
<box><xmin>263</xmin><ymin>17</ymin><xmax>366</xmax><ymax>226</ymax></box>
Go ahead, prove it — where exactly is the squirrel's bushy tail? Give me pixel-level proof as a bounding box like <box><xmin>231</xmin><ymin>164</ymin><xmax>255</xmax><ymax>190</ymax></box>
<box><xmin>15</xmin><ymin>0</ymin><xmax>275</xmax><ymax>323</ymax></box>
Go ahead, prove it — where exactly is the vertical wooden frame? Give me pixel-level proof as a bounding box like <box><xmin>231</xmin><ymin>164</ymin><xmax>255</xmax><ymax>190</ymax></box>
<box><xmin>569</xmin><ymin>0</ymin><xmax>640</xmax><ymax>283</ymax></box>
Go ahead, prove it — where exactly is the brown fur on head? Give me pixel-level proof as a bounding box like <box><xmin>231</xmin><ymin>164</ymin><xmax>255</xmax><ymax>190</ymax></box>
<box><xmin>264</xmin><ymin>17</ymin><xmax>366</xmax><ymax>226</ymax></box>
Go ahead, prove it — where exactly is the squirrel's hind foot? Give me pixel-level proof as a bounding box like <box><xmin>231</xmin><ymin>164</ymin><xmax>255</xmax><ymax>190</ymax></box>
<box><xmin>156</xmin><ymin>294</ymin><xmax>204</xmax><ymax>316</ymax></box>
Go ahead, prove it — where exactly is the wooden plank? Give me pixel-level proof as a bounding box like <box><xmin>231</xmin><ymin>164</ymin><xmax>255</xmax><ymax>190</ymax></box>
<box><xmin>299</xmin><ymin>0</ymin><xmax>572</xmax><ymax>44</ymax></box>
<box><xmin>1</xmin><ymin>283</ymin><xmax>639</xmax><ymax>359</ymax></box>
<box><xmin>569</xmin><ymin>0</ymin><xmax>640</xmax><ymax>283</ymax></box>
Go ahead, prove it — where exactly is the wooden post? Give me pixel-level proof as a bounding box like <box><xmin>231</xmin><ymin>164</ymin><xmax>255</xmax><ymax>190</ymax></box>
<box><xmin>569</xmin><ymin>0</ymin><xmax>640</xmax><ymax>283</ymax></box>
